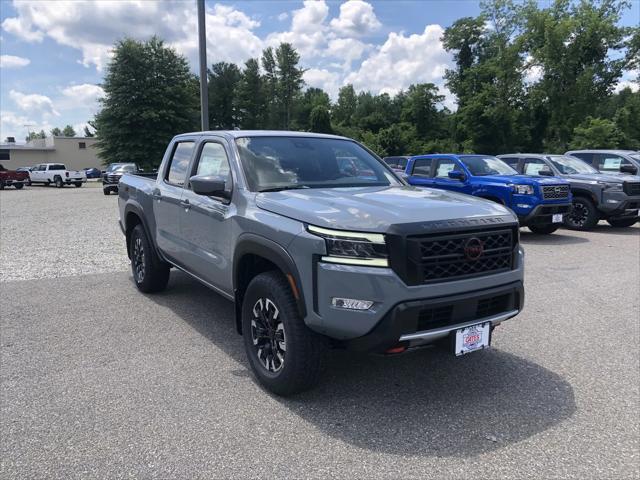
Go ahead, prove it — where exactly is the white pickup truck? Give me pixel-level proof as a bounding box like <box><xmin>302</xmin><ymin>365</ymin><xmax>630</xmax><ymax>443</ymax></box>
<box><xmin>28</xmin><ymin>163</ymin><xmax>87</xmax><ymax>188</ymax></box>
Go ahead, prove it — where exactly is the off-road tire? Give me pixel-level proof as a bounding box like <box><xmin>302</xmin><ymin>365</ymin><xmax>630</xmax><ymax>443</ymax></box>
<box><xmin>564</xmin><ymin>197</ymin><xmax>599</xmax><ymax>230</ymax></box>
<box><xmin>74</xmin><ymin>182</ymin><xmax>82</xmax><ymax>188</ymax></box>
<box><xmin>54</xmin><ymin>176</ymin><xmax>64</xmax><ymax>188</ymax></box>
<box><xmin>103</xmin><ymin>188</ymin><xmax>111</xmax><ymax>196</ymax></box>
<box><xmin>129</xmin><ymin>224</ymin><xmax>170</xmax><ymax>293</ymax></box>
<box><xmin>242</xmin><ymin>271</ymin><xmax>325</xmax><ymax>396</ymax></box>
<box><xmin>14</xmin><ymin>183</ymin><xmax>24</xmax><ymax>190</ymax></box>
<box><xmin>606</xmin><ymin>217</ymin><xmax>638</xmax><ymax>228</ymax></box>
<box><xmin>528</xmin><ymin>223</ymin><xmax>560</xmax><ymax>234</ymax></box>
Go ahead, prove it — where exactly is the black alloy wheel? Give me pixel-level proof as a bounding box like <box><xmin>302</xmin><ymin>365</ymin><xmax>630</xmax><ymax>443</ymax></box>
<box><xmin>250</xmin><ymin>297</ymin><xmax>286</xmax><ymax>373</ymax></box>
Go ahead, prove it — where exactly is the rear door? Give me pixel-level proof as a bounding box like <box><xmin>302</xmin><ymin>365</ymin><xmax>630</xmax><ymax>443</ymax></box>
<box><xmin>179</xmin><ymin>139</ymin><xmax>234</xmax><ymax>291</ymax></box>
<box><xmin>407</xmin><ymin>157</ymin><xmax>434</xmax><ymax>187</ymax></box>
<box><xmin>154</xmin><ymin>139</ymin><xmax>196</xmax><ymax>262</ymax></box>
<box><xmin>522</xmin><ymin>157</ymin><xmax>549</xmax><ymax>176</ymax></box>
<box><xmin>595</xmin><ymin>153</ymin><xmax>634</xmax><ymax>175</ymax></box>
<box><xmin>500</xmin><ymin>157</ymin><xmax>523</xmax><ymax>173</ymax></box>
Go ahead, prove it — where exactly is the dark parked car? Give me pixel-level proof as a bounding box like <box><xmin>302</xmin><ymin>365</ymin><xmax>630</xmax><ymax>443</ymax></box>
<box><xmin>382</xmin><ymin>156</ymin><xmax>409</xmax><ymax>173</ymax></box>
<box><xmin>566</xmin><ymin>150</ymin><xmax>640</xmax><ymax>175</ymax></box>
<box><xmin>0</xmin><ymin>164</ymin><xmax>29</xmax><ymax>189</ymax></box>
<box><xmin>102</xmin><ymin>163</ymin><xmax>140</xmax><ymax>195</ymax></box>
<box><xmin>499</xmin><ymin>153</ymin><xmax>640</xmax><ymax>229</ymax></box>
<box><xmin>83</xmin><ymin>167</ymin><xmax>102</xmax><ymax>179</ymax></box>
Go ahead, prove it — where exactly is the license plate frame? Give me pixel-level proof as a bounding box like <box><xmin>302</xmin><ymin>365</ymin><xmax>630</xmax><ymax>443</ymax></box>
<box><xmin>552</xmin><ymin>213</ymin><xmax>563</xmax><ymax>223</ymax></box>
<box><xmin>454</xmin><ymin>322</ymin><xmax>491</xmax><ymax>356</ymax></box>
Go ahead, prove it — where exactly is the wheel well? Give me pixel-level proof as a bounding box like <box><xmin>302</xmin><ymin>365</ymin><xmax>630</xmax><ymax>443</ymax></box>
<box><xmin>125</xmin><ymin>211</ymin><xmax>142</xmax><ymax>258</ymax></box>
<box><xmin>234</xmin><ymin>254</ymin><xmax>281</xmax><ymax>334</ymax></box>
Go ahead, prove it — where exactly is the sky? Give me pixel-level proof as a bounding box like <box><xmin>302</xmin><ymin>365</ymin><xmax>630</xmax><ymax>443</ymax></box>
<box><xmin>0</xmin><ymin>0</ymin><xmax>638</xmax><ymax>143</ymax></box>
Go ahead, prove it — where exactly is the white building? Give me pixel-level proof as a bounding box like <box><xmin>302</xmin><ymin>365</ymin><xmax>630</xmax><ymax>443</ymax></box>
<box><xmin>0</xmin><ymin>136</ymin><xmax>101</xmax><ymax>170</ymax></box>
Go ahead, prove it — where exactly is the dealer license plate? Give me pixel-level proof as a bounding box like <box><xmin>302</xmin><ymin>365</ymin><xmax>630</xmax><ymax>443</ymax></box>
<box><xmin>552</xmin><ymin>213</ymin><xmax>563</xmax><ymax>223</ymax></box>
<box><xmin>455</xmin><ymin>322</ymin><xmax>490</xmax><ymax>356</ymax></box>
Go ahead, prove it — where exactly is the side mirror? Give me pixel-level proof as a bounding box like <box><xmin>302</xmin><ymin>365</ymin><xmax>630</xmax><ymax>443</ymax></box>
<box><xmin>539</xmin><ymin>168</ymin><xmax>554</xmax><ymax>176</ymax></box>
<box><xmin>620</xmin><ymin>164</ymin><xmax>638</xmax><ymax>175</ymax></box>
<box><xmin>448</xmin><ymin>170</ymin><xmax>466</xmax><ymax>181</ymax></box>
<box><xmin>190</xmin><ymin>175</ymin><xmax>229</xmax><ymax>198</ymax></box>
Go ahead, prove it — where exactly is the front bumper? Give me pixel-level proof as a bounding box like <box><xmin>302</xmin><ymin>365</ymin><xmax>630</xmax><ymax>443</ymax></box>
<box><xmin>517</xmin><ymin>202</ymin><xmax>572</xmax><ymax>226</ymax></box>
<box><xmin>344</xmin><ymin>281</ymin><xmax>524</xmax><ymax>353</ymax></box>
<box><xmin>599</xmin><ymin>191</ymin><xmax>640</xmax><ymax>217</ymax></box>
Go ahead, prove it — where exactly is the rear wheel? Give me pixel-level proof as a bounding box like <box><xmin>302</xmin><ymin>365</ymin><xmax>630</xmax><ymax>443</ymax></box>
<box><xmin>0</xmin><ymin>181</ymin><xmax>4</xmax><ymax>190</ymax></box>
<box><xmin>54</xmin><ymin>177</ymin><xmax>63</xmax><ymax>188</ymax></box>
<box><xmin>103</xmin><ymin>188</ymin><xmax>111</xmax><ymax>196</ymax></box>
<box><xmin>14</xmin><ymin>183</ymin><xmax>24</xmax><ymax>190</ymax></box>
<box><xmin>74</xmin><ymin>182</ymin><xmax>82</xmax><ymax>188</ymax></box>
<box><xmin>606</xmin><ymin>217</ymin><xmax>638</xmax><ymax>228</ymax></box>
<box><xmin>129</xmin><ymin>224</ymin><xmax>170</xmax><ymax>293</ymax></box>
<box><xmin>528</xmin><ymin>223</ymin><xmax>559</xmax><ymax>234</ymax></box>
<box><xmin>564</xmin><ymin>197</ymin><xmax>599</xmax><ymax>230</ymax></box>
<box><xmin>242</xmin><ymin>271</ymin><xmax>325</xmax><ymax>396</ymax></box>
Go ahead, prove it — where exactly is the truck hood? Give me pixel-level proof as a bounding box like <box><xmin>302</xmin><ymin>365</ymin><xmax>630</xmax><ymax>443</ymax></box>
<box><xmin>256</xmin><ymin>186</ymin><xmax>514</xmax><ymax>232</ymax></box>
<box><xmin>560</xmin><ymin>173</ymin><xmax>640</xmax><ymax>184</ymax></box>
<box><xmin>471</xmin><ymin>174</ymin><xmax>569</xmax><ymax>186</ymax></box>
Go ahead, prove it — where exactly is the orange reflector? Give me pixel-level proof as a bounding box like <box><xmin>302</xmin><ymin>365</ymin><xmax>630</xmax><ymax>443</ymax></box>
<box><xmin>385</xmin><ymin>346</ymin><xmax>406</xmax><ymax>354</ymax></box>
<box><xmin>286</xmin><ymin>274</ymin><xmax>300</xmax><ymax>300</ymax></box>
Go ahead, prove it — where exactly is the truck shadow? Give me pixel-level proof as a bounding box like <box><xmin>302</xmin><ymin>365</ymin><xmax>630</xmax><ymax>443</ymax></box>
<box><xmin>586</xmin><ymin>224</ymin><xmax>640</xmax><ymax>236</ymax></box>
<box><xmin>147</xmin><ymin>271</ymin><xmax>576</xmax><ymax>458</ymax></box>
<box><xmin>519</xmin><ymin>230</ymin><xmax>589</xmax><ymax>245</ymax></box>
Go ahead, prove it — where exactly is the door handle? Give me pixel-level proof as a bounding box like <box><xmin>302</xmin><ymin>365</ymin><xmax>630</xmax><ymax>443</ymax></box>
<box><xmin>151</xmin><ymin>188</ymin><xmax>161</xmax><ymax>200</ymax></box>
<box><xmin>180</xmin><ymin>199</ymin><xmax>190</xmax><ymax>210</ymax></box>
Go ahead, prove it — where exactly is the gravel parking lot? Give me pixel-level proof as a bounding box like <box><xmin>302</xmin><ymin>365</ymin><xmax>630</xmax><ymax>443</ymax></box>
<box><xmin>1</xmin><ymin>186</ymin><xmax>639</xmax><ymax>479</ymax></box>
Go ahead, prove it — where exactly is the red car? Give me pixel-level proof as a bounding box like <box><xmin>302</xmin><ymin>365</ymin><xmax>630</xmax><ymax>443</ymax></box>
<box><xmin>0</xmin><ymin>164</ymin><xmax>29</xmax><ymax>190</ymax></box>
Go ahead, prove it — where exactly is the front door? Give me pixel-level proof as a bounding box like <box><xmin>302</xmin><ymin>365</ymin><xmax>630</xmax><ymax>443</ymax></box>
<box><xmin>432</xmin><ymin>157</ymin><xmax>469</xmax><ymax>194</ymax></box>
<box><xmin>179</xmin><ymin>140</ymin><xmax>234</xmax><ymax>292</ymax></box>
<box><xmin>154</xmin><ymin>140</ymin><xmax>195</xmax><ymax>263</ymax></box>
<box><xmin>407</xmin><ymin>157</ymin><xmax>434</xmax><ymax>188</ymax></box>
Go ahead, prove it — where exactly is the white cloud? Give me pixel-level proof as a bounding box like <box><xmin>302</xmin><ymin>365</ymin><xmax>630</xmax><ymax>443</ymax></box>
<box><xmin>0</xmin><ymin>54</ymin><xmax>31</xmax><ymax>68</ymax></box>
<box><xmin>277</xmin><ymin>12</ymin><xmax>289</xmax><ymax>22</ymax></box>
<box><xmin>267</xmin><ymin>0</ymin><xmax>330</xmax><ymax>57</ymax></box>
<box><xmin>0</xmin><ymin>110</ymin><xmax>52</xmax><ymax>142</ymax></box>
<box><xmin>61</xmin><ymin>84</ymin><xmax>105</xmax><ymax>103</ymax></box>
<box><xmin>9</xmin><ymin>90</ymin><xmax>59</xmax><ymax>117</ymax></box>
<box><xmin>614</xmin><ymin>70</ymin><xmax>639</xmax><ymax>93</ymax></box>
<box><xmin>330</xmin><ymin>0</ymin><xmax>381</xmax><ymax>37</ymax></box>
<box><xmin>326</xmin><ymin>38</ymin><xmax>369</xmax><ymax>70</ymax></box>
<box><xmin>304</xmin><ymin>68</ymin><xmax>341</xmax><ymax>99</ymax></box>
<box><xmin>345</xmin><ymin>25</ymin><xmax>455</xmax><ymax>106</ymax></box>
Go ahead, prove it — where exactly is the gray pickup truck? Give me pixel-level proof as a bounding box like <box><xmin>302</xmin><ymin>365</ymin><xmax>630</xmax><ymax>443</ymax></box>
<box><xmin>119</xmin><ymin>131</ymin><xmax>525</xmax><ymax>395</ymax></box>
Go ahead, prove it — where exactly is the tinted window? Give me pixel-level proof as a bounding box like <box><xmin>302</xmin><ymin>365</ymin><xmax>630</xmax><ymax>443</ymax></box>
<box><xmin>166</xmin><ymin>142</ymin><xmax>194</xmax><ymax>185</ymax></box>
<box><xmin>49</xmin><ymin>164</ymin><xmax>65</xmax><ymax>170</ymax></box>
<box><xmin>78</xmin><ymin>142</ymin><xmax>86</xmax><ymax>149</ymax></box>
<box><xmin>396</xmin><ymin>158</ymin><xmax>407</xmax><ymax>169</ymax></box>
<box><xmin>0</xmin><ymin>150</ymin><xmax>9</xmax><ymax>161</ymax></box>
<box><xmin>435</xmin><ymin>159</ymin><xmax>460</xmax><ymax>178</ymax></box>
<box><xmin>548</xmin><ymin>155</ymin><xmax>598</xmax><ymax>174</ymax></box>
<box><xmin>235</xmin><ymin>136</ymin><xmax>399</xmax><ymax>192</ymax></box>
<box><xmin>412</xmin><ymin>158</ymin><xmax>433</xmax><ymax>176</ymax></box>
<box><xmin>596</xmin><ymin>154</ymin><xmax>630</xmax><ymax>173</ymax></box>
<box><xmin>501</xmin><ymin>157</ymin><xmax>520</xmax><ymax>168</ymax></box>
<box><xmin>195</xmin><ymin>142</ymin><xmax>231</xmax><ymax>182</ymax></box>
<box><xmin>459</xmin><ymin>156</ymin><xmax>517</xmax><ymax>176</ymax></box>
<box><xmin>569</xmin><ymin>152</ymin><xmax>594</xmax><ymax>163</ymax></box>
<box><xmin>523</xmin><ymin>158</ymin><xmax>548</xmax><ymax>175</ymax></box>
<box><xmin>383</xmin><ymin>157</ymin><xmax>398</xmax><ymax>168</ymax></box>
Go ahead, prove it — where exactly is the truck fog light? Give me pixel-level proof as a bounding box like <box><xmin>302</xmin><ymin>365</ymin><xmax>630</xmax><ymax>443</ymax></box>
<box><xmin>606</xmin><ymin>199</ymin><xmax>619</xmax><ymax>204</ymax></box>
<box><xmin>516</xmin><ymin>203</ymin><xmax>532</xmax><ymax>209</ymax></box>
<box><xmin>332</xmin><ymin>298</ymin><xmax>374</xmax><ymax>310</ymax></box>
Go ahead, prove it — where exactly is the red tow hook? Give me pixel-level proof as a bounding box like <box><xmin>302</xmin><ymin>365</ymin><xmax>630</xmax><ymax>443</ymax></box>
<box><xmin>385</xmin><ymin>345</ymin><xmax>407</xmax><ymax>354</ymax></box>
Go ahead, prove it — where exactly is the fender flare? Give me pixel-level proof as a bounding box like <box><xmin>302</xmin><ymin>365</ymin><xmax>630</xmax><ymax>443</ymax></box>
<box><xmin>570</xmin><ymin>187</ymin><xmax>599</xmax><ymax>205</ymax></box>
<box><xmin>233</xmin><ymin>234</ymin><xmax>307</xmax><ymax>334</ymax></box>
<box><xmin>123</xmin><ymin>202</ymin><xmax>162</xmax><ymax>260</ymax></box>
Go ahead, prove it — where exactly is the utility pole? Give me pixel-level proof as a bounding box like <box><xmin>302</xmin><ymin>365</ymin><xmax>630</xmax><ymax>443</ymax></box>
<box><xmin>197</xmin><ymin>0</ymin><xmax>209</xmax><ymax>131</ymax></box>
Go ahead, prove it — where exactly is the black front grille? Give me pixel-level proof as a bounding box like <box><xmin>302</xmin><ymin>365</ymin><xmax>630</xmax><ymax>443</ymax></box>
<box><xmin>542</xmin><ymin>185</ymin><xmax>570</xmax><ymax>200</ymax></box>
<box><xmin>103</xmin><ymin>174</ymin><xmax>121</xmax><ymax>184</ymax></box>
<box><xmin>623</xmin><ymin>182</ymin><xmax>640</xmax><ymax>196</ymax></box>
<box><xmin>476</xmin><ymin>294</ymin><xmax>511</xmax><ymax>318</ymax></box>
<box><xmin>417</xmin><ymin>305</ymin><xmax>454</xmax><ymax>331</ymax></box>
<box><xmin>407</xmin><ymin>229</ymin><xmax>515</xmax><ymax>284</ymax></box>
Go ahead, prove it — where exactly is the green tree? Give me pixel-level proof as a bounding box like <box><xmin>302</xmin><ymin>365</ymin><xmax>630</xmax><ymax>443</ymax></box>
<box><xmin>83</xmin><ymin>125</ymin><xmax>95</xmax><ymax>137</ymax></box>
<box><xmin>62</xmin><ymin>125</ymin><xmax>76</xmax><ymax>137</ymax></box>
<box><xmin>93</xmin><ymin>37</ymin><xmax>198</xmax><ymax>169</ymax></box>
<box><xmin>50</xmin><ymin>127</ymin><xmax>62</xmax><ymax>136</ymax></box>
<box><xmin>294</xmin><ymin>87</ymin><xmax>331</xmax><ymax>130</ymax></box>
<box><xmin>569</xmin><ymin>117</ymin><xmax>623</xmax><ymax>149</ymax></box>
<box><xmin>237</xmin><ymin>58</ymin><xmax>266</xmax><ymax>129</ymax></box>
<box><xmin>333</xmin><ymin>85</ymin><xmax>357</xmax><ymax>126</ymax></box>
<box><xmin>275</xmin><ymin>43</ymin><xmax>305</xmax><ymax>129</ymax></box>
<box><xmin>25</xmin><ymin>130</ymin><xmax>46</xmax><ymax>142</ymax></box>
<box><xmin>401</xmin><ymin>83</ymin><xmax>445</xmax><ymax>137</ymax></box>
<box><xmin>261</xmin><ymin>47</ymin><xmax>279</xmax><ymax>129</ymax></box>
<box><xmin>309</xmin><ymin>105</ymin><xmax>333</xmax><ymax>133</ymax></box>
<box><xmin>208</xmin><ymin>61</ymin><xmax>241</xmax><ymax>129</ymax></box>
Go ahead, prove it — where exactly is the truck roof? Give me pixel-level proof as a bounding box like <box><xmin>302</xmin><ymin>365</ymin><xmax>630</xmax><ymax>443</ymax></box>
<box><xmin>174</xmin><ymin>130</ymin><xmax>349</xmax><ymax>141</ymax></box>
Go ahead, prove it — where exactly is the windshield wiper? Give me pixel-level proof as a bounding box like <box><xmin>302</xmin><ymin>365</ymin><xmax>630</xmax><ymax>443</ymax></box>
<box><xmin>258</xmin><ymin>185</ymin><xmax>310</xmax><ymax>193</ymax></box>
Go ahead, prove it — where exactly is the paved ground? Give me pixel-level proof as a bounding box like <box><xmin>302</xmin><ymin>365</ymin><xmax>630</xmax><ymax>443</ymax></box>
<box><xmin>1</xmin><ymin>186</ymin><xmax>639</xmax><ymax>479</ymax></box>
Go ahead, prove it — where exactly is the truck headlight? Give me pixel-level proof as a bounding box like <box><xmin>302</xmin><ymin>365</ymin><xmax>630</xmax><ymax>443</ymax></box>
<box><xmin>308</xmin><ymin>225</ymin><xmax>389</xmax><ymax>267</ymax></box>
<box><xmin>598</xmin><ymin>182</ymin><xmax>623</xmax><ymax>191</ymax></box>
<box><xmin>513</xmin><ymin>184</ymin><xmax>534</xmax><ymax>195</ymax></box>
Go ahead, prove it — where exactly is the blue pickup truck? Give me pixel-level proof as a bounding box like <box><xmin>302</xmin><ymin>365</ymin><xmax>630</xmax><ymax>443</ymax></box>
<box><xmin>404</xmin><ymin>154</ymin><xmax>572</xmax><ymax>234</ymax></box>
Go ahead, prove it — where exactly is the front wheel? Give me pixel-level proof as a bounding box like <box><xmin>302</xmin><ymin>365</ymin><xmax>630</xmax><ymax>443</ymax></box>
<box><xmin>242</xmin><ymin>271</ymin><xmax>325</xmax><ymax>396</ymax></box>
<box><xmin>129</xmin><ymin>224</ymin><xmax>170</xmax><ymax>293</ymax></box>
<box><xmin>74</xmin><ymin>182</ymin><xmax>82</xmax><ymax>188</ymax></box>
<box><xmin>103</xmin><ymin>188</ymin><xmax>111</xmax><ymax>196</ymax></box>
<box><xmin>564</xmin><ymin>197</ymin><xmax>599</xmax><ymax>230</ymax></box>
<box><xmin>528</xmin><ymin>223</ymin><xmax>560</xmax><ymax>234</ymax></box>
<box><xmin>607</xmin><ymin>217</ymin><xmax>638</xmax><ymax>228</ymax></box>
<box><xmin>54</xmin><ymin>177</ymin><xmax>63</xmax><ymax>188</ymax></box>
<box><xmin>14</xmin><ymin>183</ymin><xmax>24</xmax><ymax>190</ymax></box>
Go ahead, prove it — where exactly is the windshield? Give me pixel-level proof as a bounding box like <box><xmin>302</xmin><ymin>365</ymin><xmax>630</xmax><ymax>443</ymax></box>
<box><xmin>630</xmin><ymin>153</ymin><xmax>640</xmax><ymax>161</ymax></box>
<box><xmin>549</xmin><ymin>155</ymin><xmax>598</xmax><ymax>174</ymax></box>
<box><xmin>459</xmin><ymin>155</ymin><xmax>518</xmax><ymax>176</ymax></box>
<box><xmin>235</xmin><ymin>136</ymin><xmax>400</xmax><ymax>192</ymax></box>
<box><xmin>107</xmin><ymin>163</ymin><xmax>135</xmax><ymax>173</ymax></box>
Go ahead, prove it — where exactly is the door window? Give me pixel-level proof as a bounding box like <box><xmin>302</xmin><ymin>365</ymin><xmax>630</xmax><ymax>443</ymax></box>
<box><xmin>570</xmin><ymin>152</ymin><xmax>594</xmax><ymax>164</ymax></box>
<box><xmin>501</xmin><ymin>157</ymin><xmax>520</xmax><ymax>169</ymax></box>
<box><xmin>195</xmin><ymin>142</ymin><xmax>231</xmax><ymax>183</ymax></box>
<box><xmin>523</xmin><ymin>158</ymin><xmax>548</xmax><ymax>175</ymax></box>
<box><xmin>412</xmin><ymin>158</ymin><xmax>433</xmax><ymax>176</ymax></box>
<box><xmin>435</xmin><ymin>159</ymin><xmax>459</xmax><ymax>178</ymax></box>
<box><xmin>596</xmin><ymin>154</ymin><xmax>631</xmax><ymax>173</ymax></box>
<box><xmin>165</xmin><ymin>141</ymin><xmax>195</xmax><ymax>186</ymax></box>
